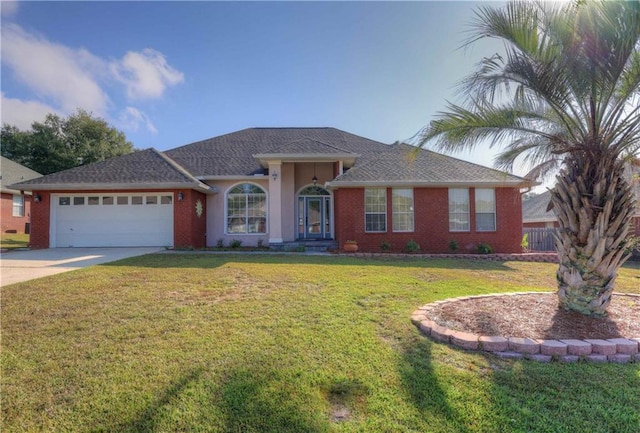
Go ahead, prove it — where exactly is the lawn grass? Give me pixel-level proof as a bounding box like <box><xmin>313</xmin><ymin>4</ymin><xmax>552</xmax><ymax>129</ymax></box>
<box><xmin>0</xmin><ymin>233</ymin><xmax>29</xmax><ymax>250</ymax></box>
<box><xmin>2</xmin><ymin>254</ymin><xmax>639</xmax><ymax>432</ymax></box>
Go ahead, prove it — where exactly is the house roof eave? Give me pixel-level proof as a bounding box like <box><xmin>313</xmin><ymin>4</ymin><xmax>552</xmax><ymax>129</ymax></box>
<box><xmin>9</xmin><ymin>182</ymin><xmax>219</xmax><ymax>195</ymax></box>
<box><xmin>326</xmin><ymin>180</ymin><xmax>533</xmax><ymax>189</ymax></box>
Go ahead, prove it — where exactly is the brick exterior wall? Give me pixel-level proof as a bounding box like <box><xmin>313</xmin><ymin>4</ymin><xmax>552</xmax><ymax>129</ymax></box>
<box><xmin>28</xmin><ymin>189</ymin><xmax>207</xmax><ymax>249</ymax></box>
<box><xmin>29</xmin><ymin>191</ymin><xmax>51</xmax><ymax>248</ymax></box>
<box><xmin>173</xmin><ymin>189</ymin><xmax>207</xmax><ymax>249</ymax></box>
<box><xmin>334</xmin><ymin>187</ymin><xmax>523</xmax><ymax>254</ymax></box>
<box><xmin>1</xmin><ymin>192</ymin><xmax>33</xmax><ymax>234</ymax></box>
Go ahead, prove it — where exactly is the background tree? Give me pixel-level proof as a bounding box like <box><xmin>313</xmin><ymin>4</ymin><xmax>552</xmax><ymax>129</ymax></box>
<box><xmin>417</xmin><ymin>0</ymin><xmax>640</xmax><ymax>316</ymax></box>
<box><xmin>1</xmin><ymin>109</ymin><xmax>135</xmax><ymax>175</ymax></box>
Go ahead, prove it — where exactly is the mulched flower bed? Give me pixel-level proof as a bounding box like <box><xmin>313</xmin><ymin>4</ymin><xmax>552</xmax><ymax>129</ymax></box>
<box><xmin>428</xmin><ymin>292</ymin><xmax>640</xmax><ymax>340</ymax></box>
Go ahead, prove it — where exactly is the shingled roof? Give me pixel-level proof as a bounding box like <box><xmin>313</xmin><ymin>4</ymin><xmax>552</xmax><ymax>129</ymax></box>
<box><xmin>522</xmin><ymin>191</ymin><xmax>555</xmax><ymax>223</ymax></box>
<box><xmin>328</xmin><ymin>143</ymin><xmax>528</xmax><ymax>187</ymax></box>
<box><xmin>1</xmin><ymin>157</ymin><xmax>42</xmax><ymax>194</ymax></box>
<box><xmin>8</xmin><ymin>127</ymin><xmax>531</xmax><ymax>190</ymax></box>
<box><xmin>164</xmin><ymin>127</ymin><xmax>386</xmax><ymax>177</ymax></box>
<box><xmin>8</xmin><ymin>149</ymin><xmax>216</xmax><ymax>193</ymax></box>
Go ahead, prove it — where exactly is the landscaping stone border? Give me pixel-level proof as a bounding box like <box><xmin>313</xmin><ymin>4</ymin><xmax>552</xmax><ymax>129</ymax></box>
<box><xmin>411</xmin><ymin>292</ymin><xmax>640</xmax><ymax>364</ymax></box>
<box><xmin>344</xmin><ymin>252</ymin><xmax>559</xmax><ymax>263</ymax></box>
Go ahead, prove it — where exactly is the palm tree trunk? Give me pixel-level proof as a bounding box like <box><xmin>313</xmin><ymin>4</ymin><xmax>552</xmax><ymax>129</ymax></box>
<box><xmin>551</xmin><ymin>154</ymin><xmax>636</xmax><ymax>316</ymax></box>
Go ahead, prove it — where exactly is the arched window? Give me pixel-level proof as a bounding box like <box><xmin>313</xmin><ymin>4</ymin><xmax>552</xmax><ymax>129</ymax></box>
<box><xmin>298</xmin><ymin>185</ymin><xmax>330</xmax><ymax>196</ymax></box>
<box><xmin>226</xmin><ymin>183</ymin><xmax>267</xmax><ymax>234</ymax></box>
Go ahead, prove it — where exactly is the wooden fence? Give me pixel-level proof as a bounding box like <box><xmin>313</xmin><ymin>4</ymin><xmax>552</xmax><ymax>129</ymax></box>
<box><xmin>523</xmin><ymin>228</ymin><xmax>556</xmax><ymax>252</ymax></box>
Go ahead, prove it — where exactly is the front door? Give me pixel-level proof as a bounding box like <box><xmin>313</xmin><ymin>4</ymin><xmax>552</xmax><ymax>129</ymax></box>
<box><xmin>298</xmin><ymin>191</ymin><xmax>332</xmax><ymax>240</ymax></box>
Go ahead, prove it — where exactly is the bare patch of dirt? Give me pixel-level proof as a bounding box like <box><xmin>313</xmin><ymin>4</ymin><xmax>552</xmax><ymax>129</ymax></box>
<box><xmin>428</xmin><ymin>293</ymin><xmax>640</xmax><ymax>340</ymax></box>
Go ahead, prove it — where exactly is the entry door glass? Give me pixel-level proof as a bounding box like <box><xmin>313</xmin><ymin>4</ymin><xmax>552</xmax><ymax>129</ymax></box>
<box><xmin>306</xmin><ymin>198</ymin><xmax>323</xmax><ymax>238</ymax></box>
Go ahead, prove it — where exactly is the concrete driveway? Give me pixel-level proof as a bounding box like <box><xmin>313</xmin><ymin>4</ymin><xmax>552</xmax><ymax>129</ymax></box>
<box><xmin>0</xmin><ymin>247</ymin><xmax>162</xmax><ymax>287</ymax></box>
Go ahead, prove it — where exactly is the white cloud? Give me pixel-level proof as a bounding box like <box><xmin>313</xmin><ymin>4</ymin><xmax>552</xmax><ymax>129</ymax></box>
<box><xmin>118</xmin><ymin>107</ymin><xmax>158</xmax><ymax>134</ymax></box>
<box><xmin>1</xmin><ymin>23</ymin><xmax>109</xmax><ymax>115</ymax></box>
<box><xmin>113</xmin><ymin>49</ymin><xmax>184</xmax><ymax>100</ymax></box>
<box><xmin>1</xmin><ymin>24</ymin><xmax>184</xmax><ymax>134</ymax></box>
<box><xmin>1</xmin><ymin>1</ymin><xmax>19</xmax><ymax>18</ymax></box>
<box><xmin>0</xmin><ymin>93</ymin><xmax>60</xmax><ymax>130</ymax></box>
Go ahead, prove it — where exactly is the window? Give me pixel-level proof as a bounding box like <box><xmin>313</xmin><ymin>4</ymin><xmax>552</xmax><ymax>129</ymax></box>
<box><xmin>73</xmin><ymin>197</ymin><xmax>85</xmax><ymax>206</ymax></box>
<box><xmin>88</xmin><ymin>197</ymin><xmax>99</xmax><ymax>205</ymax></box>
<box><xmin>117</xmin><ymin>196</ymin><xmax>128</xmax><ymax>205</ymax></box>
<box><xmin>59</xmin><ymin>197</ymin><xmax>71</xmax><ymax>206</ymax></box>
<box><xmin>475</xmin><ymin>188</ymin><xmax>496</xmax><ymax>231</ymax></box>
<box><xmin>103</xmin><ymin>196</ymin><xmax>114</xmax><ymax>205</ymax></box>
<box><xmin>226</xmin><ymin>183</ymin><xmax>266</xmax><ymax>234</ymax></box>
<box><xmin>392</xmin><ymin>188</ymin><xmax>414</xmax><ymax>232</ymax></box>
<box><xmin>449</xmin><ymin>188</ymin><xmax>469</xmax><ymax>231</ymax></box>
<box><xmin>146</xmin><ymin>196</ymin><xmax>157</xmax><ymax>205</ymax></box>
<box><xmin>131</xmin><ymin>196</ymin><xmax>143</xmax><ymax>205</ymax></box>
<box><xmin>161</xmin><ymin>195</ymin><xmax>173</xmax><ymax>205</ymax></box>
<box><xmin>12</xmin><ymin>195</ymin><xmax>24</xmax><ymax>217</ymax></box>
<box><xmin>365</xmin><ymin>188</ymin><xmax>386</xmax><ymax>232</ymax></box>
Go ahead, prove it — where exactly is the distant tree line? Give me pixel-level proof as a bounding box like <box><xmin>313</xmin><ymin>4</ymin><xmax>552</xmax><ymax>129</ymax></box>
<box><xmin>1</xmin><ymin>109</ymin><xmax>135</xmax><ymax>175</ymax></box>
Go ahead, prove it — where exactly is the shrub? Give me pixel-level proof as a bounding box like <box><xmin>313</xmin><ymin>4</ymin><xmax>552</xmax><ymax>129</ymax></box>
<box><xmin>380</xmin><ymin>241</ymin><xmax>391</xmax><ymax>252</ymax></box>
<box><xmin>448</xmin><ymin>240</ymin><xmax>459</xmax><ymax>252</ymax></box>
<box><xmin>216</xmin><ymin>238</ymin><xmax>225</xmax><ymax>248</ymax></box>
<box><xmin>477</xmin><ymin>242</ymin><xmax>493</xmax><ymax>254</ymax></box>
<box><xmin>404</xmin><ymin>239</ymin><xmax>421</xmax><ymax>253</ymax></box>
<box><xmin>230</xmin><ymin>239</ymin><xmax>242</xmax><ymax>249</ymax></box>
<box><xmin>521</xmin><ymin>233</ymin><xmax>529</xmax><ymax>251</ymax></box>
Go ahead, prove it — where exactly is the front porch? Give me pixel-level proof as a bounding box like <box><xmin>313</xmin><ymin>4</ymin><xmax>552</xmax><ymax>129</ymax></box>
<box><xmin>269</xmin><ymin>239</ymin><xmax>338</xmax><ymax>253</ymax></box>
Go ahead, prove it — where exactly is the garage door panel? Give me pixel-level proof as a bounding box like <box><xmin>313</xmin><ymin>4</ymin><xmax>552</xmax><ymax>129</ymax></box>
<box><xmin>53</xmin><ymin>194</ymin><xmax>174</xmax><ymax>247</ymax></box>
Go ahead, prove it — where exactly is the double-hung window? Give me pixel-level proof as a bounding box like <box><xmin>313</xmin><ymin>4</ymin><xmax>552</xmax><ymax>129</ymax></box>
<box><xmin>475</xmin><ymin>188</ymin><xmax>496</xmax><ymax>231</ymax></box>
<box><xmin>365</xmin><ymin>188</ymin><xmax>387</xmax><ymax>232</ymax></box>
<box><xmin>448</xmin><ymin>188</ymin><xmax>469</xmax><ymax>231</ymax></box>
<box><xmin>12</xmin><ymin>195</ymin><xmax>24</xmax><ymax>217</ymax></box>
<box><xmin>392</xmin><ymin>188</ymin><xmax>414</xmax><ymax>232</ymax></box>
<box><xmin>226</xmin><ymin>183</ymin><xmax>267</xmax><ymax>234</ymax></box>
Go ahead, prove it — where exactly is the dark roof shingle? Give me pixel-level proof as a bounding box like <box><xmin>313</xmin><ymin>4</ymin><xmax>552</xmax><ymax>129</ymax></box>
<box><xmin>1</xmin><ymin>157</ymin><xmax>42</xmax><ymax>193</ymax></box>
<box><xmin>8</xmin><ymin>149</ymin><xmax>212</xmax><ymax>192</ymax></box>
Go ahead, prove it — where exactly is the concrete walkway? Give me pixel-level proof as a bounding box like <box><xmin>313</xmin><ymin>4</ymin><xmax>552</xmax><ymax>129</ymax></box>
<box><xmin>0</xmin><ymin>247</ymin><xmax>162</xmax><ymax>287</ymax></box>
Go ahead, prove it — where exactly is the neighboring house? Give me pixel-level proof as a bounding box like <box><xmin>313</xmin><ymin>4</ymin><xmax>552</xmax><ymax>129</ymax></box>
<box><xmin>523</xmin><ymin>160</ymin><xmax>640</xmax><ymax>237</ymax></box>
<box><xmin>10</xmin><ymin>127</ymin><xmax>532</xmax><ymax>252</ymax></box>
<box><xmin>522</xmin><ymin>192</ymin><xmax>558</xmax><ymax>229</ymax></box>
<box><xmin>1</xmin><ymin>157</ymin><xmax>42</xmax><ymax>234</ymax></box>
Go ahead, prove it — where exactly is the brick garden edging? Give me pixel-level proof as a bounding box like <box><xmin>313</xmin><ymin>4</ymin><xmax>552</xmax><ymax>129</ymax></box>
<box><xmin>343</xmin><ymin>252</ymin><xmax>559</xmax><ymax>263</ymax></box>
<box><xmin>412</xmin><ymin>292</ymin><xmax>640</xmax><ymax>364</ymax></box>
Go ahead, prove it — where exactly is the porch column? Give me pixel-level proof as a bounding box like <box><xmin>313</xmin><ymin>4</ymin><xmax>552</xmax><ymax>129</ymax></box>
<box><xmin>268</xmin><ymin>161</ymin><xmax>283</xmax><ymax>243</ymax></box>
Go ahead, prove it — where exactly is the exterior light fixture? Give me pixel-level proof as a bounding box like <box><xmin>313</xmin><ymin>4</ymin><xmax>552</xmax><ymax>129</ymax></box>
<box><xmin>312</xmin><ymin>163</ymin><xmax>318</xmax><ymax>185</ymax></box>
<box><xmin>33</xmin><ymin>193</ymin><xmax>41</xmax><ymax>203</ymax></box>
<box><xmin>177</xmin><ymin>192</ymin><xmax>184</xmax><ymax>201</ymax></box>
<box><xmin>271</xmin><ymin>171</ymin><xmax>278</xmax><ymax>181</ymax></box>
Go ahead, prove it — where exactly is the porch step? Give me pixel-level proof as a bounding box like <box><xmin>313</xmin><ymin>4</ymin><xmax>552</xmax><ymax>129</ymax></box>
<box><xmin>270</xmin><ymin>240</ymin><xmax>337</xmax><ymax>253</ymax></box>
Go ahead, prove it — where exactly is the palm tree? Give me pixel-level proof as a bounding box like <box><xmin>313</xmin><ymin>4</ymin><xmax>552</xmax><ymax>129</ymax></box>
<box><xmin>418</xmin><ymin>0</ymin><xmax>640</xmax><ymax>316</ymax></box>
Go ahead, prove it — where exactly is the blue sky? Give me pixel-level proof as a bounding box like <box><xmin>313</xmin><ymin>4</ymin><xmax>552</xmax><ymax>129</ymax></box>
<box><xmin>1</xmin><ymin>1</ymin><xmax>519</xmax><ymax>175</ymax></box>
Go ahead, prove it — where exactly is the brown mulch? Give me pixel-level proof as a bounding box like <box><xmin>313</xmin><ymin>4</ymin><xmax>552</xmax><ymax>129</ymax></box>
<box><xmin>428</xmin><ymin>293</ymin><xmax>640</xmax><ymax>340</ymax></box>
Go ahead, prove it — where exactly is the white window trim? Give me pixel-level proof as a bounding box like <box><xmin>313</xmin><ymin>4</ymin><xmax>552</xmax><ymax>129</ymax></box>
<box><xmin>12</xmin><ymin>194</ymin><xmax>25</xmax><ymax>217</ymax></box>
<box><xmin>449</xmin><ymin>188</ymin><xmax>470</xmax><ymax>232</ymax></box>
<box><xmin>475</xmin><ymin>188</ymin><xmax>497</xmax><ymax>232</ymax></box>
<box><xmin>224</xmin><ymin>182</ymin><xmax>268</xmax><ymax>235</ymax></box>
<box><xmin>364</xmin><ymin>188</ymin><xmax>387</xmax><ymax>233</ymax></box>
<box><xmin>392</xmin><ymin>188</ymin><xmax>414</xmax><ymax>232</ymax></box>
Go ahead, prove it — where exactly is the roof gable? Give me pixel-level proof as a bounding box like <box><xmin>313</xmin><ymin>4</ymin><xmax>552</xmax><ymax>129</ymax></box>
<box><xmin>165</xmin><ymin>127</ymin><xmax>388</xmax><ymax>177</ymax></box>
<box><xmin>1</xmin><ymin>157</ymin><xmax>42</xmax><ymax>193</ymax></box>
<box><xmin>330</xmin><ymin>143</ymin><xmax>528</xmax><ymax>186</ymax></box>
<box><xmin>8</xmin><ymin>149</ymin><xmax>215</xmax><ymax>193</ymax></box>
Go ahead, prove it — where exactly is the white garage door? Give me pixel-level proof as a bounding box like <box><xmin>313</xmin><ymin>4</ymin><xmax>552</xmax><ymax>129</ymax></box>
<box><xmin>52</xmin><ymin>193</ymin><xmax>174</xmax><ymax>247</ymax></box>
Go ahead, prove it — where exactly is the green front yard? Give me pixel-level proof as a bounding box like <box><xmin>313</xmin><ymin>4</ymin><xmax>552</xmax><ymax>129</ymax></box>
<box><xmin>0</xmin><ymin>233</ymin><xmax>29</xmax><ymax>250</ymax></box>
<box><xmin>2</xmin><ymin>254</ymin><xmax>639</xmax><ymax>432</ymax></box>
